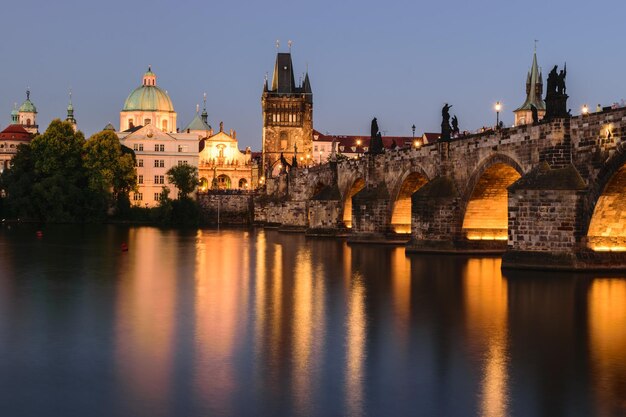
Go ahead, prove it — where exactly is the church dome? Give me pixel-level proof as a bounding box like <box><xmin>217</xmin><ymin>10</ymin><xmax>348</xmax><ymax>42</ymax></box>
<box><xmin>19</xmin><ymin>90</ymin><xmax>37</xmax><ymax>113</ymax></box>
<box><xmin>122</xmin><ymin>67</ymin><xmax>175</xmax><ymax>113</ymax></box>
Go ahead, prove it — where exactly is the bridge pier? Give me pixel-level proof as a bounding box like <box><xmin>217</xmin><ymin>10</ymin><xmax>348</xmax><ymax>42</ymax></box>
<box><xmin>502</xmin><ymin>163</ymin><xmax>626</xmax><ymax>270</ymax></box>
<box><xmin>348</xmin><ymin>182</ymin><xmax>406</xmax><ymax>244</ymax></box>
<box><xmin>306</xmin><ymin>184</ymin><xmax>348</xmax><ymax>236</ymax></box>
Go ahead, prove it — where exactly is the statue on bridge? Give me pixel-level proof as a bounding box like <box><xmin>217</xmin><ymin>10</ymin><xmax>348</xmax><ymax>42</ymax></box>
<box><xmin>368</xmin><ymin>117</ymin><xmax>384</xmax><ymax>154</ymax></box>
<box><xmin>441</xmin><ymin>103</ymin><xmax>453</xmax><ymax>141</ymax></box>
<box><xmin>530</xmin><ymin>104</ymin><xmax>539</xmax><ymax>124</ymax></box>
<box><xmin>279</xmin><ymin>152</ymin><xmax>291</xmax><ymax>174</ymax></box>
<box><xmin>544</xmin><ymin>63</ymin><xmax>569</xmax><ymax>120</ymax></box>
<box><xmin>451</xmin><ymin>115</ymin><xmax>460</xmax><ymax>136</ymax></box>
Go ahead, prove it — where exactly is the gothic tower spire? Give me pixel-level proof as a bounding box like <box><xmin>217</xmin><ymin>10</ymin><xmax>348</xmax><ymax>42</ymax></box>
<box><xmin>514</xmin><ymin>47</ymin><xmax>546</xmax><ymax>126</ymax></box>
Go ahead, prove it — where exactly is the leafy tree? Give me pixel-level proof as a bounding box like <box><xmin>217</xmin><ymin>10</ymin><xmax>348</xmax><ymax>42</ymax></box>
<box><xmin>2</xmin><ymin>120</ymin><xmax>90</xmax><ymax>221</ymax></box>
<box><xmin>83</xmin><ymin>130</ymin><xmax>136</xmax><ymax>212</ymax></box>
<box><xmin>166</xmin><ymin>164</ymin><xmax>198</xmax><ymax>198</ymax></box>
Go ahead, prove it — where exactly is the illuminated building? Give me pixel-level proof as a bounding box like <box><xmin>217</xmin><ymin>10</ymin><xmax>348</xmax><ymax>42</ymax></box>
<box><xmin>198</xmin><ymin>122</ymin><xmax>255</xmax><ymax>190</ymax></box>
<box><xmin>0</xmin><ymin>123</ymin><xmax>32</xmax><ymax>173</ymax></box>
<box><xmin>262</xmin><ymin>50</ymin><xmax>313</xmax><ymax>176</ymax></box>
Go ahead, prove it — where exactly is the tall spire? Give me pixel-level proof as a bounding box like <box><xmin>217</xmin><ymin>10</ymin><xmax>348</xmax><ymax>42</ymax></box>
<box><xmin>514</xmin><ymin>47</ymin><xmax>545</xmax><ymax>113</ymax></box>
<box><xmin>201</xmin><ymin>92</ymin><xmax>208</xmax><ymax>123</ymax></box>
<box><xmin>66</xmin><ymin>89</ymin><xmax>77</xmax><ymax>129</ymax></box>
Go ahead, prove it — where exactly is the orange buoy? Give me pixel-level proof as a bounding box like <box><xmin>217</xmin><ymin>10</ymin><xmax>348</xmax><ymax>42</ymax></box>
<box><xmin>121</xmin><ymin>243</ymin><xmax>129</xmax><ymax>252</ymax></box>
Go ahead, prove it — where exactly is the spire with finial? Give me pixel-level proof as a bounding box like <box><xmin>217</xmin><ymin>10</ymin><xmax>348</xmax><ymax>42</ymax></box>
<box><xmin>143</xmin><ymin>65</ymin><xmax>156</xmax><ymax>86</ymax></box>
<box><xmin>66</xmin><ymin>89</ymin><xmax>77</xmax><ymax>128</ymax></box>
<box><xmin>201</xmin><ymin>93</ymin><xmax>208</xmax><ymax>123</ymax></box>
<box><xmin>288</xmin><ymin>40</ymin><xmax>293</xmax><ymax>52</ymax></box>
<box><xmin>26</xmin><ymin>88</ymin><xmax>30</xmax><ymax>101</ymax></box>
<box><xmin>10</xmin><ymin>102</ymin><xmax>18</xmax><ymax>124</ymax></box>
<box><xmin>514</xmin><ymin>43</ymin><xmax>546</xmax><ymax>124</ymax></box>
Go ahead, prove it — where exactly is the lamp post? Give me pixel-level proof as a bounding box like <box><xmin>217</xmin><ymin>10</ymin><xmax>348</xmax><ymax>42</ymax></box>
<box><xmin>582</xmin><ymin>104</ymin><xmax>589</xmax><ymax>116</ymax></box>
<box><xmin>495</xmin><ymin>101</ymin><xmax>501</xmax><ymax>128</ymax></box>
<box><xmin>356</xmin><ymin>139</ymin><xmax>362</xmax><ymax>158</ymax></box>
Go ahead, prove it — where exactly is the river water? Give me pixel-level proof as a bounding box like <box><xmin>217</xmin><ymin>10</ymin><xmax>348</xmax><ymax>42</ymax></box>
<box><xmin>0</xmin><ymin>225</ymin><xmax>624</xmax><ymax>417</ymax></box>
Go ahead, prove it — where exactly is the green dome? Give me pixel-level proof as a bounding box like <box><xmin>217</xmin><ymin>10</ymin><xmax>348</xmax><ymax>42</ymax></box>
<box><xmin>122</xmin><ymin>85</ymin><xmax>174</xmax><ymax>112</ymax></box>
<box><xmin>19</xmin><ymin>99</ymin><xmax>37</xmax><ymax>113</ymax></box>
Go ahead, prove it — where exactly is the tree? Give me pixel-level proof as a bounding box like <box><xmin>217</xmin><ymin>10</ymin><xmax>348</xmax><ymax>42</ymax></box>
<box><xmin>83</xmin><ymin>130</ymin><xmax>137</xmax><ymax>212</ymax></box>
<box><xmin>166</xmin><ymin>164</ymin><xmax>198</xmax><ymax>199</ymax></box>
<box><xmin>2</xmin><ymin>120</ymin><xmax>90</xmax><ymax>221</ymax></box>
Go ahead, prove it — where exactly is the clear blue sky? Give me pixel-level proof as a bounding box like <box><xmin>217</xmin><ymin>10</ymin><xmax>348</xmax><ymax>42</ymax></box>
<box><xmin>1</xmin><ymin>0</ymin><xmax>625</xmax><ymax>148</ymax></box>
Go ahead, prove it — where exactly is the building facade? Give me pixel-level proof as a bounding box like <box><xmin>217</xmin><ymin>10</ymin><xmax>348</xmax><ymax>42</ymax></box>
<box><xmin>15</xmin><ymin>90</ymin><xmax>38</xmax><ymax>135</ymax></box>
<box><xmin>118</xmin><ymin>124</ymin><xmax>199</xmax><ymax>207</ymax></box>
<box><xmin>513</xmin><ymin>49</ymin><xmax>546</xmax><ymax>126</ymax></box>
<box><xmin>198</xmin><ymin>123</ymin><xmax>254</xmax><ymax>190</ymax></box>
<box><xmin>261</xmin><ymin>51</ymin><xmax>313</xmax><ymax>177</ymax></box>
<box><xmin>0</xmin><ymin>124</ymin><xmax>32</xmax><ymax>173</ymax></box>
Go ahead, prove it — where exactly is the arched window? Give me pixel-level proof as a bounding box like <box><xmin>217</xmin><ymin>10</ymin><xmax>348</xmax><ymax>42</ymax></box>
<box><xmin>162</xmin><ymin>120</ymin><xmax>168</xmax><ymax>131</ymax></box>
<box><xmin>128</xmin><ymin>119</ymin><xmax>134</xmax><ymax>128</ymax></box>
<box><xmin>280</xmin><ymin>132</ymin><xmax>288</xmax><ymax>150</ymax></box>
<box><xmin>26</xmin><ymin>119</ymin><xmax>31</xmax><ymax>126</ymax></box>
<box><xmin>199</xmin><ymin>177</ymin><xmax>209</xmax><ymax>191</ymax></box>
<box><xmin>144</xmin><ymin>118</ymin><xmax>151</xmax><ymax>125</ymax></box>
<box><xmin>238</xmin><ymin>178</ymin><xmax>248</xmax><ymax>189</ymax></box>
<box><xmin>217</xmin><ymin>174</ymin><xmax>231</xmax><ymax>190</ymax></box>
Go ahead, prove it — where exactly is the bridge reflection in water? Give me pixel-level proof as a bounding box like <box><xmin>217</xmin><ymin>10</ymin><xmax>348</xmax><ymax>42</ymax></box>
<box><xmin>0</xmin><ymin>226</ymin><xmax>625</xmax><ymax>416</ymax></box>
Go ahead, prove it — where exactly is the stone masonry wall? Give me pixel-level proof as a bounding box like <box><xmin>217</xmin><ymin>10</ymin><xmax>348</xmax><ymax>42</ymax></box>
<box><xmin>198</xmin><ymin>192</ymin><xmax>253</xmax><ymax>225</ymax></box>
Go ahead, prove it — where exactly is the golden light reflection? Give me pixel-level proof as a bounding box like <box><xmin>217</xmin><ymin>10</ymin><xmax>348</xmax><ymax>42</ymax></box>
<box><xmin>292</xmin><ymin>247</ymin><xmax>326</xmax><ymax>415</ymax></box>
<box><xmin>588</xmin><ymin>279</ymin><xmax>626</xmax><ymax>416</ymax></box>
<box><xmin>462</xmin><ymin>163</ymin><xmax>520</xmax><ymax>240</ymax></box>
<box><xmin>463</xmin><ymin>258</ymin><xmax>509</xmax><ymax>417</ymax></box>
<box><xmin>588</xmin><ymin>164</ymin><xmax>626</xmax><ymax>251</ymax></box>
<box><xmin>391</xmin><ymin>248</ymin><xmax>411</xmax><ymax>346</ymax></box>
<box><xmin>345</xmin><ymin>273</ymin><xmax>366</xmax><ymax>417</ymax></box>
<box><xmin>193</xmin><ymin>230</ymin><xmax>250</xmax><ymax>414</ymax></box>
<box><xmin>115</xmin><ymin>228</ymin><xmax>177</xmax><ymax>409</ymax></box>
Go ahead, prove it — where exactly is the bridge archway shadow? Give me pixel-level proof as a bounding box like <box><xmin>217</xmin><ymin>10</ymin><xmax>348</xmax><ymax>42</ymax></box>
<box><xmin>587</xmin><ymin>163</ymin><xmax>626</xmax><ymax>252</ymax></box>
<box><xmin>343</xmin><ymin>178</ymin><xmax>365</xmax><ymax>228</ymax></box>
<box><xmin>390</xmin><ymin>172</ymin><xmax>429</xmax><ymax>233</ymax></box>
<box><xmin>462</xmin><ymin>162</ymin><xmax>521</xmax><ymax>241</ymax></box>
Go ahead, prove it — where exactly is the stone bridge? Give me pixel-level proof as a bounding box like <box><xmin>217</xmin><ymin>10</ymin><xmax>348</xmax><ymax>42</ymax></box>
<box><xmin>255</xmin><ymin>107</ymin><xmax>626</xmax><ymax>270</ymax></box>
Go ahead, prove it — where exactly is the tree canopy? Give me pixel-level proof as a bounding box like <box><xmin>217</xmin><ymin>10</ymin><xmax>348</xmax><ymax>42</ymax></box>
<box><xmin>166</xmin><ymin>164</ymin><xmax>198</xmax><ymax>198</ymax></box>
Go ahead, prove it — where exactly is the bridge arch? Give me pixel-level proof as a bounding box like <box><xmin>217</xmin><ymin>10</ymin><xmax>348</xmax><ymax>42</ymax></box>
<box><xmin>585</xmin><ymin>145</ymin><xmax>626</xmax><ymax>251</ymax></box>
<box><xmin>341</xmin><ymin>177</ymin><xmax>365</xmax><ymax>228</ymax></box>
<box><xmin>460</xmin><ymin>153</ymin><xmax>524</xmax><ymax>240</ymax></box>
<box><xmin>388</xmin><ymin>167</ymin><xmax>430</xmax><ymax>233</ymax></box>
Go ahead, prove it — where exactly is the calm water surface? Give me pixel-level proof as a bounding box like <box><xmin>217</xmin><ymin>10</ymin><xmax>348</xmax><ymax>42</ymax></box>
<box><xmin>0</xmin><ymin>225</ymin><xmax>625</xmax><ymax>417</ymax></box>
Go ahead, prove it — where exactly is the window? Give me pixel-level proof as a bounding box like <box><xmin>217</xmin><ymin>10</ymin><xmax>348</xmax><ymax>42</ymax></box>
<box><xmin>133</xmin><ymin>193</ymin><xmax>143</xmax><ymax>201</ymax></box>
<box><xmin>154</xmin><ymin>193</ymin><xmax>161</xmax><ymax>201</ymax></box>
<box><xmin>154</xmin><ymin>175</ymin><xmax>164</xmax><ymax>184</ymax></box>
<box><xmin>177</xmin><ymin>145</ymin><xmax>188</xmax><ymax>152</ymax></box>
<box><xmin>154</xmin><ymin>144</ymin><xmax>164</xmax><ymax>152</ymax></box>
<box><xmin>138</xmin><ymin>175</ymin><xmax>143</xmax><ymax>184</ymax></box>
<box><xmin>137</xmin><ymin>159</ymin><xmax>144</xmax><ymax>167</ymax></box>
<box><xmin>144</xmin><ymin>118</ymin><xmax>151</xmax><ymax>125</ymax></box>
<box><xmin>162</xmin><ymin>120</ymin><xmax>168</xmax><ymax>131</ymax></box>
<box><xmin>314</xmin><ymin>146</ymin><xmax>318</xmax><ymax>152</ymax></box>
<box><xmin>178</xmin><ymin>160</ymin><xmax>188</xmax><ymax>166</ymax></box>
<box><xmin>154</xmin><ymin>159</ymin><xmax>164</xmax><ymax>168</ymax></box>
<box><xmin>133</xmin><ymin>143</ymin><xmax>144</xmax><ymax>151</ymax></box>
<box><xmin>128</xmin><ymin>119</ymin><xmax>134</xmax><ymax>128</ymax></box>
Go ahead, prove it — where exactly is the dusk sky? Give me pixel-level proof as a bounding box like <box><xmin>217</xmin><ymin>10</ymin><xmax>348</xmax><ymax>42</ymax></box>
<box><xmin>2</xmin><ymin>0</ymin><xmax>625</xmax><ymax>148</ymax></box>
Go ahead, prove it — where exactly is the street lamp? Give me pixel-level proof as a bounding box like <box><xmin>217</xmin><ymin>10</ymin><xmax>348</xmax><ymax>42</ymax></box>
<box><xmin>356</xmin><ymin>139</ymin><xmax>362</xmax><ymax>158</ymax></box>
<box><xmin>582</xmin><ymin>104</ymin><xmax>589</xmax><ymax>116</ymax></box>
<box><xmin>412</xmin><ymin>124</ymin><xmax>416</xmax><ymax>148</ymax></box>
<box><xmin>495</xmin><ymin>101</ymin><xmax>502</xmax><ymax>127</ymax></box>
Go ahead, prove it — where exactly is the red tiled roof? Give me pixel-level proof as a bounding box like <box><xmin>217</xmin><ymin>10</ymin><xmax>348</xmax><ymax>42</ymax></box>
<box><xmin>313</xmin><ymin>129</ymin><xmax>431</xmax><ymax>153</ymax></box>
<box><xmin>0</xmin><ymin>124</ymin><xmax>32</xmax><ymax>141</ymax></box>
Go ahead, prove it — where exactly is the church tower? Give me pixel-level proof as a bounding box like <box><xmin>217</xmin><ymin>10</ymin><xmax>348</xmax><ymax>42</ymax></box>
<box><xmin>18</xmin><ymin>89</ymin><xmax>38</xmax><ymax>134</ymax></box>
<box><xmin>513</xmin><ymin>48</ymin><xmax>546</xmax><ymax>126</ymax></box>
<box><xmin>66</xmin><ymin>91</ymin><xmax>77</xmax><ymax>131</ymax></box>
<box><xmin>261</xmin><ymin>48</ymin><xmax>313</xmax><ymax>176</ymax></box>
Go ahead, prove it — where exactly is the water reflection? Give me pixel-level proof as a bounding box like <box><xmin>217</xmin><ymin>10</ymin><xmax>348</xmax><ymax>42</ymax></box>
<box><xmin>588</xmin><ymin>279</ymin><xmax>626</xmax><ymax>416</ymax></box>
<box><xmin>463</xmin><ymin>258</ymin><xmax>509</xmax><ymax>417</ymax></box>
<box><xmin>0</xmin><ymin>226</ymin><xmax>625</xmax><ymax>416</ymax></box>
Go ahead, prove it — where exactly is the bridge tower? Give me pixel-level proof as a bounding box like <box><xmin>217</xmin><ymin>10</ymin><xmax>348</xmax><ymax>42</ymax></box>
<box><xmin>513</xmin><ymin>48</ymin><xmax>545</xmax><ymax>126</ymax></box>
<box><xmin>261</xmin><ymin>49</ymin><xmax>313</xmax><ymax>177</ymax></box>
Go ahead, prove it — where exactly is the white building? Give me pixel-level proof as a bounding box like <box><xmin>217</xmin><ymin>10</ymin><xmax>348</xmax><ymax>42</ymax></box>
<box><xmin>118</xmin><ymin>124</ymin><xmax>198</xmax><ymax>207</ymax></box>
